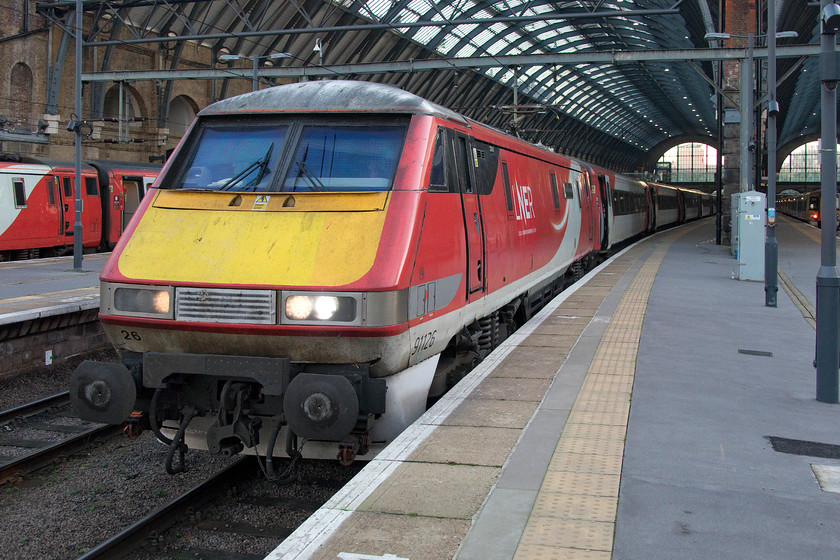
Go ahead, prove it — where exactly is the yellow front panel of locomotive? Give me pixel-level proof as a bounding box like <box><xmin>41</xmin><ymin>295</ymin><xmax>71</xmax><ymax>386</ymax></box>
<box><xmin>117</xmin><ymin>191</ymin><xmax>390</xmax><ymax>286</ymax></box>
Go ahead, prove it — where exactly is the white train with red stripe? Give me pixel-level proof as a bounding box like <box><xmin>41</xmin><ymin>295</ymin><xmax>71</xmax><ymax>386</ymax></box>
<box><xmin>69</xmin><ymin>80</ymin><xmax>710</xmax><ymax>471</ymax></box>
<box><xmin>0</xmin><ymin>155</ymin><xmax>160</xmax><ymax>260</ymax></box>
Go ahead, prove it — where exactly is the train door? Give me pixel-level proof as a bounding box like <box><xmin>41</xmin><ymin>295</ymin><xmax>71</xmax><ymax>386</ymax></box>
<box><xmin>647</xmin><ymin>185</ymin><xmax>657</xmax><ymax>231</ymax></box>
<box><xmin>597</xmin><ymin>174</ymin><xmax>610</xmax><ymax>249</ymax></box>
<box><xmin>122</xmin><ymin>176</ymin><xmax>144</xmax><ymax>229</ymax></box>
<box><xmin>581</xmin><ymin>173</ymin><xmax>593</xmax><ymax>243</ymax></box>
<box><xmin>45</xmin><ymin>176</ymin><xmax>62</xmax><ymax>238</ymax></box>
<box><xmin>57</xmin><ymin>174</ymin><xmax>75</xmax><ymax>241</ymax></box>
<box><xmin>451</xmin><ymin>133</ymin><xmax>486</xmax><ymax>298</ymax></box>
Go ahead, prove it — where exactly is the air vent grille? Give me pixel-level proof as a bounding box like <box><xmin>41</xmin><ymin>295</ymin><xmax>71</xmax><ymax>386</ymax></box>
<box><xmin>176</xmin><ymin>288</ymin><xmax>276</xmax><ymax>325</ymax></box>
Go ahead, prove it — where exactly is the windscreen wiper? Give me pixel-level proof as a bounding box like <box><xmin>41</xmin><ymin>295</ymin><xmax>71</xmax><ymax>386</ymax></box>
<box><xmin>291</xmin><ymin>144</ymin><xmax>326</xmax><ymax>192</ymax></box>
<box><xmin>294</xmin><ymin>159</ymin><xmax>327</xmax><ymax>192</ymax></box>
<box><xmin>218</xmin><ymin>143</ymin><xmax>274</xmax><ymax>191</ymax></box>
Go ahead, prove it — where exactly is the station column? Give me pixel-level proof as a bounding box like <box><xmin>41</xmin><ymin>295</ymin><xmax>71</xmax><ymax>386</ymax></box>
<box><xmin>721</xmin><ymin>0</ymin><xmax>757</xmax><ymax>244</ymax></box>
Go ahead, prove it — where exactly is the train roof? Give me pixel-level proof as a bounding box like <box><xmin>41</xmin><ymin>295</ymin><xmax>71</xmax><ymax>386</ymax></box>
<box><xmin>0</xmin><ymin>153</ymin><xmax>95</xmax><ymax>172</ymax></box>
<box><xmin>86</xmin><ymin>159</ymin><xmax>162</xmax><ymax>173</ymax></box>
<box><xmin>199</xmin><ymin>80</ymin><xmax>468</xmax><ymax>125</ymax></box>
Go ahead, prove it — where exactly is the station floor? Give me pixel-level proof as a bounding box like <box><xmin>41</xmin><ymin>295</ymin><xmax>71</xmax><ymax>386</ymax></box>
<box><xmin>267</xmin><ymin>216</ymin><xmax>840</xmax><ymax>560</ymax></box>
<box><xmin>0</xmin><ymin>252</ymin><xmax>104</xmax><ymax>325</ymax></box>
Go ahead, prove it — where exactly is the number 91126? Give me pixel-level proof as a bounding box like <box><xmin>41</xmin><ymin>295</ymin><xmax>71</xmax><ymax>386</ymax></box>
<box><xmin>411</xmin><ymin>330</ymin><xmax>437</xmax><ymax>356</ymax></box>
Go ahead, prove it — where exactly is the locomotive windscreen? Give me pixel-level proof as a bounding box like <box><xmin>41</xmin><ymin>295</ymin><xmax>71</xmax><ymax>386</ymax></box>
<box><xmin>168</xmin><ymin>116</ymin><xmax>407</xmax><ymax>193</ymax></box>
<box><xmin>174</xmin><ymin>124</ymin><xmax>288</xmax><ymax>192</ymax></box>
<box><xmin>282</xmin><ymin>125</ymin><xmax>405</xmax><ymax>192</ymax></box>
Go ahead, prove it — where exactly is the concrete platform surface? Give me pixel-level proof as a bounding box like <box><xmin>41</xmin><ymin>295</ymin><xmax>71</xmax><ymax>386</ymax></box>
<box><xmin>265</xmin><ymin>215</ymin><xmax>840</xmax><ymax>560</ymax></box>
<box><xmin>0</xmin><ymin>253</ymin><xmax>105</xmax><ymax>324</ymax></box>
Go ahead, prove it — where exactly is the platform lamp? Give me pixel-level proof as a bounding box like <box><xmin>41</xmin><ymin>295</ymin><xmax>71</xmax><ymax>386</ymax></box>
<box><xmin>816</xmin><ymin>0</ymin><xmax>840</xmax><ymax>404</ymax></box>
<box><xmin>219</xmin><ymin>52</ymin><xmax>291</xmax><ymax>92</ymax></box>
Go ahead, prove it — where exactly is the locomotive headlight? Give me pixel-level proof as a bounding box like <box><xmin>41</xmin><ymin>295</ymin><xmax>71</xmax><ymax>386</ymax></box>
<box><xmin>285</xmin><ymin>295</ymin><xmax>313</xmax><ymax>320</ymax></box>
<box><xmin>113</xmin><ymin>286</ymin><xmax>173</xmax><ymax>317</ymax></box>
<box><xmin>313</xmin><ymin>296</ymin><xmax>339</xmax><ymax>320</ymax></box>
<box><xmin>282</xmin><ymin>293</ymin><xmax>359</xmax><ymax>324</ymax></box>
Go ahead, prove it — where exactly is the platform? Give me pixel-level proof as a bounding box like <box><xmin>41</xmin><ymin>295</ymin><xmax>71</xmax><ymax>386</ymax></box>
<box><xmin>0</xmin><ymin>253</ymin><xmax>106</xmax><ymax>325</ymax></box>
<box><xmin>267</xmin><ymin>215</ymin><xmax>840</xmax><ymax>560</ymax></box>
<box><xmin>0</xmin><ymin>254</ymin><xmax>107</xmax><ymax>376</ymax></box>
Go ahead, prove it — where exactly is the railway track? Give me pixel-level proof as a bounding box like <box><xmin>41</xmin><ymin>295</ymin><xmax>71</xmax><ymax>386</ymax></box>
<box><xmin>74</xmin><ymin>457</ymin><xmax>361</xmax><ymax>560</ymax></box>
<box><xmin>0</xmin><ymin>391</ymin><xmax>122</xmax><ymax>485</ymax></box>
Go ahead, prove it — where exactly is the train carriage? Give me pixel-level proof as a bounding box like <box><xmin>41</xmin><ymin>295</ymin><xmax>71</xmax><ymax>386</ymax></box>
<box><xmin>70</xmin><ymin>80</ymin><xmax>705</xmax><ymax>470</ymax></box>
<box><xmin>650</xmin><ymin>182</ymin><xmax>683</xmax><ymax>227</ymax></box>
<box><xmin>89</xmin><ymin>160</ymin><xmax>161</xmax><ymax>249</ymax></box>
<box><xmin>0</xmin><ymin>158</ymin><xmax>101</xmax><ymax>260</ymax></box>
<box><xmin>0</xmin><ymin>155</ymin><xmax>160</xmax><ymax>260</ymax></box>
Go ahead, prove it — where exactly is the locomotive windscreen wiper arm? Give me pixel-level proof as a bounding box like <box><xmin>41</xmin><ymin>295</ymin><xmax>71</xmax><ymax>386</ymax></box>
<box><xmin>218</xmin><ymin>143</ymin><xmax>274</xmax><ymax>191</ymax></box>
<box><xmin>294</xmin><ymin>159</ymin><xmax>327</xmax><ymax>192</ymax></box>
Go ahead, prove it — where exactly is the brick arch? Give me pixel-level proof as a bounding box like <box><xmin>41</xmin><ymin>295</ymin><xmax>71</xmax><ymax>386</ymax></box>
<box><xmin>166</xmin><ymin>95</ymin><xmax>199</xmax><ymax>136</ymax></box>
<box><xmin>9</xmin><ymin>62</ymin><xmax>34</xmax><ymax>126</ymax></box>
<box><xmin>102</xmin><ymin>83</ymin><xmax>148</xmax><ymax>120</ymax></box>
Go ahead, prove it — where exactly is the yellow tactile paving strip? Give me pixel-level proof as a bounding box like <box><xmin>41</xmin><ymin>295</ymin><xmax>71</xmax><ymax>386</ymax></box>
<box><xmin>514</xmin><ymin>225</ymin><xmax>698</xmax><ymax>560</ymax></box>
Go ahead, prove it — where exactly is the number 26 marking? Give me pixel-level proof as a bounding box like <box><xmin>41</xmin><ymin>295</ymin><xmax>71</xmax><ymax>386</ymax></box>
<box><xmin>411</xmin><ymin>330</ymin><xmax>436</xmax><ymax>355</ymax></box>
<box><xmin>121</xmin><ymin>330</ymin><xmax>142</xmax><ymax>341</ymax></box>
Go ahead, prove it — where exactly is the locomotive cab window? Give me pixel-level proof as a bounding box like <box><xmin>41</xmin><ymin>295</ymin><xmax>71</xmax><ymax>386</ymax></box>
<box><xmin>283</xmin><ymin>124</ymin><xmax>405</xmax><ymax>192</ymax></box>
<box><xmin>173</xmin><ymin>122</ymin><xmax>288</xmax><ymax>192</ymax></box>
<box><xmin>12</xmin><ymin>178</ymin><xmax>25</xmax><ymax>208</ymax></box>
<box><xmin>428</xmin><ymin>128</ymin><xmax>449</xmax><ymax>193</ymax></box>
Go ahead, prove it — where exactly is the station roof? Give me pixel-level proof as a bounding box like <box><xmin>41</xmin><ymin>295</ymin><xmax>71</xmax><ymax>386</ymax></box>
<box><xmin>39</xmin><ymin>0</ymin><xmax>822</xmax><ymax>172</ymax></box>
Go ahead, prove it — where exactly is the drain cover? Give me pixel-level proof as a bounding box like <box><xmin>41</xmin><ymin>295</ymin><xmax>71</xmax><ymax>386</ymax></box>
<box><xmin>767</xmin><ymin>436</ymin><xmax>840</xmax><ymax>459</ymax></box>
<box><xmin>738</xmin><ymin>349</ymin><xmax>773</xmax><ymax>357</ymax></box>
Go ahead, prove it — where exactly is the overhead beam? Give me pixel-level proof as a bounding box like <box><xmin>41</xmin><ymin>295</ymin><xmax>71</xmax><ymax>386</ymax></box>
<box><xmin>55</xmin><ymin>7</ymin><xmax>682</xmax><ymax>48</ymax></box>
<box><xmin>81</xmin><ymin>44</ymin><xmax>821</xmax><ymax>83</ymax></box>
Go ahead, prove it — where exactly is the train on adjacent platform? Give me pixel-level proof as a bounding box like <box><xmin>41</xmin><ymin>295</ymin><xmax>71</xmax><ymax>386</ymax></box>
<box><xmin>776</xmin><ymin>189</ymin><xmax>840</xmax><ymax>228</ymax></box>
<box><xmin>69</xmin><ymin>80</ymin><xmax>712</xmax><ymax>472</ymax></box>
<box><xmin>0</xmin><ymin>155</ymin><xmax>160</xmax><ymax>260</ymax></box>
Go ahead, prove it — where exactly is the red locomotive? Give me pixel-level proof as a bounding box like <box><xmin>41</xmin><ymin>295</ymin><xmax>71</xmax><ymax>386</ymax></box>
<box><xmin>69</xmin><ymin>80</ymin><xmax>710</xmax><ymax>471</ymax></box>
<box><xmin>0</xmin><ymin>155</ymin><xmax>160</xmax><ymax>260</ymax></box>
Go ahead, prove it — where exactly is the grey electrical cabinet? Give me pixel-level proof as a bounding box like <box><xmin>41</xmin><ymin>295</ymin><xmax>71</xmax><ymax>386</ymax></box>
<box><xmin>735</xmin><ymin>191</ymin><xmax>766</xmax><ymax>281</ymax></box>
<box><xmin>731</xmin><ymin>193</ymin><xmax>740</xmax><ymax>257</ymax></box>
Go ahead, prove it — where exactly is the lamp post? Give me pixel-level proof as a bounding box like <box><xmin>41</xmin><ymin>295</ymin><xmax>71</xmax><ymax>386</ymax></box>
<box><xmin>816</xmin><ymin>0</ymin><xmax>840</xmax><ymax>403</ymax></box>
<box><xmin>704</xmin><ymin>28</ymin><xmax>798</xmax><ymax>307</ymax></box>
<box><xmin>219</xmin><ymin>52</ymin><xmax>291</xmax><ymax>91</ymax></box>
<box><xmin>73</xmin><ymin>0</ymin><xmax>83</xmax><ymax>271</ymax></box>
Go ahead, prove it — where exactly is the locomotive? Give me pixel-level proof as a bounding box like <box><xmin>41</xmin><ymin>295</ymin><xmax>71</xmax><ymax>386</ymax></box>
<box><xmin>69</xmin><ymin>80</ymin><xmax>711</xmax><ymax>471</ymax></box>
<box><xmin>0</xmin><ymin>155</ymin><xmax>160</xmax><ymax>260</ymax></box>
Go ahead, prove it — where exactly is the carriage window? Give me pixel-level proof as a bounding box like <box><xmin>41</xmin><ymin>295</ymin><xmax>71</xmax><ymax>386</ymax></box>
<box><xmin>46</xmin><ymin>177</ymin><xmax>56</xmax><ymax>205</ymax></box>
<box><xmin>563</xmin><ymin>182</ymin><xmax>574</xmax><ymax>199</ymax></box>
<box><xmin>63</xmin><ymin>177</ymin><xmax>73</xmax><ymax>197</ymax></box>
<box><xmin>85</xmin><ymin>177</ymin><xmax>99</xmax><ymax>196</ymax></box>
<box><xmin>13</xmin><ymin>178</ymin><xmax>25</xmax><ymax>208</ymax></box>
<box><xmin>175</xmin><ymin>124</ymin><xmax>287</xmax><ymax>192</ymax></box>
<box><xmin>283</xmin><ymin>125</ymin><xmax>405</xmax><ymax>192</ymax></box>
